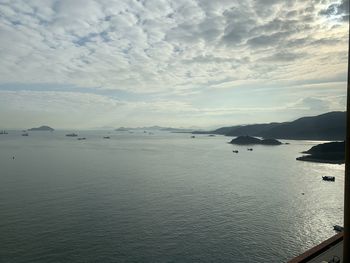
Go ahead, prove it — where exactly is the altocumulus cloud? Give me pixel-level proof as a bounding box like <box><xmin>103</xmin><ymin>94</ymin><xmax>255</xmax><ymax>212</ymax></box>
<box><xmin>0</xmin><ymin>0</ymin><xmax>348</xmax><ymax>128</ymax></box>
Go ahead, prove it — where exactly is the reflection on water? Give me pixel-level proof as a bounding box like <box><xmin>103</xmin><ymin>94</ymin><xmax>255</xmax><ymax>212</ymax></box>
<box><xmin>0</xmin><ymin>131</ymin><xmax>344</xmax><ymax>262</ymax></box>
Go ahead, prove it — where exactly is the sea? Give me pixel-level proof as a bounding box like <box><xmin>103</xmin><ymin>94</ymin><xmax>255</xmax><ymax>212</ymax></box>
<box><xmin>0</xmin><ymin>130</ymin><xmax>345</xmax><ymax>262</ymax></box>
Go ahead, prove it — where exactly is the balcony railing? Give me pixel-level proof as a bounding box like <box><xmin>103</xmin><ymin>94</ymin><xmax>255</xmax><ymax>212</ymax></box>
<box><xmin>288</xmin><ymin>233</ymin><xmax>343</xmax><ymax>262</ymax></box>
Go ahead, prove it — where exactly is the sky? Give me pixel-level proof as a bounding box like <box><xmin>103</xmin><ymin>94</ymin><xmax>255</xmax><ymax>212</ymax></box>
<box><xmin>0</xmin><ymin>0</ymin><xmax>348</xmax><ymax>129</ymax></box>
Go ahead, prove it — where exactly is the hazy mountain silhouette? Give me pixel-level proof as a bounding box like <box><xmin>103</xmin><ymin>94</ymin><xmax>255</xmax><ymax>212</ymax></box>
<box><xmin>194</xmin><ymin>111</ymin><xmax>346</xmax><ymax>140</ymax></box>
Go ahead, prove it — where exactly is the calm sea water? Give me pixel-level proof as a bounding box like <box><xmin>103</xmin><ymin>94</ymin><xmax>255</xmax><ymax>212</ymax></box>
<box><xmin>0</xmin><ymin>131</ymin><xmax>345</xmax><ymax>262</ymax></box>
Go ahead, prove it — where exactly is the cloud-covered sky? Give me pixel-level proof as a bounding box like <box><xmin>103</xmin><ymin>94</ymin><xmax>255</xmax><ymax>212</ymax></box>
<box><xmin>0</xmin><ymin>0</ymin><xmax>348</xmax><ymax>129</ymax></box>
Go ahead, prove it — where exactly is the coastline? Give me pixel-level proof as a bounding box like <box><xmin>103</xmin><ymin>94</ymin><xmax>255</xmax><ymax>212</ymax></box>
<box><xmin>296</xmin><ymin>155</ymin><xmax>344</xmax><ymax>164</ymax></box>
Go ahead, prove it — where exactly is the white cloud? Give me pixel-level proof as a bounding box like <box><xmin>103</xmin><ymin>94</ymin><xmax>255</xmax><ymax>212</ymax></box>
<box><xmin>0</xmin><ymin>0</ymin><xmax>348</xmax><ymax>128</ymax></box>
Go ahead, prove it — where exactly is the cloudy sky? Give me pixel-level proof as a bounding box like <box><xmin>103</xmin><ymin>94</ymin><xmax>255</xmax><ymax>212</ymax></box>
<box><xmin>0</xmin><ymin>0</ymin><xmax>348</xmax><ymax>129</ymax></box>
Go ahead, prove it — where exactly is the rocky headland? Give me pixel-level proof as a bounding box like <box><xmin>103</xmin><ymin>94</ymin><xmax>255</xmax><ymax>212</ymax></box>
<box><xmin>296</xmin><ymin>141</ymin><xmax>345</xmax><ymax>164</ymax></box>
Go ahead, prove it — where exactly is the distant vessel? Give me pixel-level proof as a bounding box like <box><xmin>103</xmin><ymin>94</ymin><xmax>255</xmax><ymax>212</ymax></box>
<box><xmin>77</xmin><ymin>137</ymin><xmax>86</xmax><ymax>140</ymax></box>
<box><xmin>66</xmin><ymin>133</ymin><xmax>78</xmax><ymax>137</ymax></box>
<box><xmin>22</xmin><ymin>133</ymin><xmax>29</xmax><ymax>136</ymax></box>
<box><xmin>0</xmin><ymin>130</ymin><xmax>8</xmax><ymax>134</ymax></box>
<box><xmin>103</xmin><ymin>136</ymin><xmax>110</xmax><ymax>139</ymax></box>
<box><xmin>232</xmin><ymin>150</ymin><xmax>239</xmax><ymax>153</ymax></box>
<box><xmin>191</xmin><ymin>135</ymin><xmax>195</xmax><ymax>138</ymax></box>
<box><xmin>322</xmin><ymin>176</ymin><xmax>335</xmax><ymax>181</ymax></box>
<box><xmin>247</xmin><ymin>148</ymin><xmax>253</xmax><ymax>151</ymax></box>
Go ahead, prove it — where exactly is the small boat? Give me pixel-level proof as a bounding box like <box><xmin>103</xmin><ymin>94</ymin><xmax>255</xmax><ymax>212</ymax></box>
<box><xmin>333</xmin><ymin>225</ymin><xmax>344</xmax><ymax>232</ymax></box>
<box><xmin>66</xmin><ymin>133</ymin><xmax>78</xmax><ymax>137</ymax></box>
<box><xmin>232</xmin><ymin>150</ymin><xmax>239</xmax><ymax>153</ymax></box>
<box><xmin>208</xmin><ymin>134</ymin><xmax>215</xmax><ymax>137</ymax></box>
<box><xmin>191</xmin><ymin>135</ymin><xmax>195</xmax><ymax>138</ymax></box>
<box><xmin>77</xmin><ymin>137</ymin><xmax>86</xmax><ymax>140</ymax></box>
<box><xmin>22</xmin><ymin>133</ymin><xmax>29</xmax><ymax>136</ymax></box>
<box><xmin>247</xmin><ymin>148</ymin><xmax>253</xmax><ymax>151</ymax></box>
<box><xmin>103</xmin><ymin>136</ymin><xmax>110</xmax><ymax>139</ymax></box>
<box><xmin>322</xmin><ymin>176</ymin><xmax>335</xmax><ymax>181</ymax></box>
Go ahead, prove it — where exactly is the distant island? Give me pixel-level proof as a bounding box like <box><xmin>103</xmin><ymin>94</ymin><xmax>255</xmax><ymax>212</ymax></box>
<box><xmin>296</xmin><ymin>141</ymin><xmax>345</xmax><ymax>164</ymax></box>
<box><xmin>193</xmin><ymin>111</ymin><xmax>346</xmax><ymax>141</ymax></box>
<box><xmin>115</xmin><ymin>127</ymin><xmax>129</xmax><ymax>131</ymax></box>
<box><xmin>28</xmin><ymin>125</ymin><xmax>54</xmax><ymax>131</ymax></box>
<box><xmin>115</xmin><ymin>126</ymin><xmax>194</xmax><ymax>133</ymax></box>
<box><xmin>160</xmin><ymin>127</ymin><xmax>194</xmax><ymax>133</ymax></box>
<box><xmin>230</xmin><ymin>136</ymin><xmax>282</xmax><ymax>145</ymax></box>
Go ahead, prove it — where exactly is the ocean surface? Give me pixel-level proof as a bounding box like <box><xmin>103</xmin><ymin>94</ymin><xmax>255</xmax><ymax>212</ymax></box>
<box><xmin>0</xmin><ymin>130</ymin><xmax>345</xmax><ymax>262</ymax></box>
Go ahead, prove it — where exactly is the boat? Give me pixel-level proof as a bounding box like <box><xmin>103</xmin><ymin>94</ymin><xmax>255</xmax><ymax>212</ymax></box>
<box><xmin>322</xmin><ymin>176</ymin><xmax>335</xmax><ymax>181</ymax></box>
<box><xmin>103</xmin><ymin>136</ymin><xmax>110</xmax><ymax>139</ymax></box>
<box><xmin>0</xmin><ymin>130</ymin><xmax>8</xmax><ymax>134</ymax></box>
<box><xmin>77</xmin><ymin>137</ymin><xmax>86</xmax><ymax>140</ymax></box>
<box><xmin>66</xmin><ymin>133</ymin><xmax>78</xmax><ymax>137</ymax></box>
<box><xmin>191</xmin><ymin>135</ymin><xmax>195</xmax><ymax>138</ymax></box>
<box><xmin>247</xmin><ymin>148</ymin><xmax>253</xmax><ymax>151</ymax></box>
<box><xmin>333</xmin><ymin>225</ymin><xmax>344</xmax><ymax>232</ymax></box>
<box><xmin>22</xmin><ymin>133</ymin><xmax>29</xmax><ymax>136</ymax></box>
<box><xmin>232</xmin><ymin>150</ymin><xmax>239</xmax><ymax>153</ymax></box>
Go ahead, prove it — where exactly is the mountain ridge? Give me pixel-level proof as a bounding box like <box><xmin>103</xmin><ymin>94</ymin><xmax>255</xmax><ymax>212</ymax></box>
<box><xmin>193</xmin><ymin>111</ymin><xmax>346</xmax><ymax>140</ymax></box>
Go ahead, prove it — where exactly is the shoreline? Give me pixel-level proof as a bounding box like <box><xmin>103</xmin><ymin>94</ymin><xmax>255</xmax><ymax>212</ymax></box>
<box><xmin>296</xmin><ymin>155</ymin><xmax>344</xmax><ymax>164</ymax></box>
